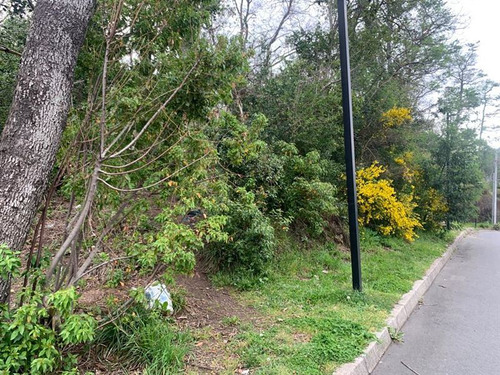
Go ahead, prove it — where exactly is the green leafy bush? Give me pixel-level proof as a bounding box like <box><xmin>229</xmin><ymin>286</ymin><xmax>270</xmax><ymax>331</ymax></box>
<box><xmin>208</xmin><ymin>113</ymin><xmax>340</xmax><ymax>238</ymax></box>
<box><xmin>199</xmin><ymin>113</ymin><xmax>342</xmax><ymax>278</ymax></box>
<box><xmin>0</xmin><ymin>245</ymin><xmax>96</xmax><ymax>375</ymax></box>
<box><xmin>274</xmin><ymin>144</ymin><xmax>339</xmax><ymax>236</ymax></box>
<box><xmin>206</xmin><ymin>188</ymin><xmax>275</xmax><ymax>274</ymax></box>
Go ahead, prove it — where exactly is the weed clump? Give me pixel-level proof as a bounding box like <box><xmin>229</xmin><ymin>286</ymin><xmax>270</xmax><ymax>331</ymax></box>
<box><xmin>92</xmin><ymin>306</ymin><xmax>190</xmax><ymax>374</ymax></box>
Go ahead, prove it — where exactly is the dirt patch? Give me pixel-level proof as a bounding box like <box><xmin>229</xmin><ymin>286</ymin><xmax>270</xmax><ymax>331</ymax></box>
<box><xmin>77</xmin><ymin>268</ymin><xmax>265</xmax><ymax>374</ymax></box>
<box><xmin>176</xmin><ymin>268</ymin><xmax>264</xmax><ymax>374</ymax></box>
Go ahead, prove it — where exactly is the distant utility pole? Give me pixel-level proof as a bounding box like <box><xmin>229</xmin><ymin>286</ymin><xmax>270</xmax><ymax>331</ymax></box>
<box><xmin>338</xmin><ymin>0</ymin><xmax>362</xmax><ymax>291</ymax></box>
<box><xmin>493</xmin><ymin>149</ymin><xmax>498</xmax><ymax>225</ymax></box>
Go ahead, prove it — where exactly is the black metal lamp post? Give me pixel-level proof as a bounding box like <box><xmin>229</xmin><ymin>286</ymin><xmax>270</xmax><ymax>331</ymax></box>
<box><xmin>337</xmin><ymin>0</ymin><xmax>362</xmax><ymax>291</ymax></box>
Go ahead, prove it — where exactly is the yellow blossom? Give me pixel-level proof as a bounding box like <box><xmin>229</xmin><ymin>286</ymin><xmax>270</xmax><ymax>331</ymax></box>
<box><xmin>381</xmin><ymin>107</ymin><xmax>412</xmax><ymax>128</ymax></box>
<box><xmin>356</xmin><ymin>162</ymin><xmax>422</xmax><ymax>241</ymax></box>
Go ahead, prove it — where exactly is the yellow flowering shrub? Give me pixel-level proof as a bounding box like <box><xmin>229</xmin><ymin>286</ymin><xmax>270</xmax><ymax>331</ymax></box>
<box><xmin>393</xmin><ymin>151</ymin><xmax>417</xmax><ymax>183</ymax></box>
<box><xmin>381</xmin><ymin>107</ymin><xmax>412</xmax><ymax>128</ymax></box>
<box><xmin>394</xmin><ymin>157</ymin><xmax>405</xmax><ymax>165</ymax></box>
<box><xmin>391</xmin><ymin>152</ymin><xmax>448</xmax><ymax>230</ymax></box>
<box><xmin>416</xmin><ymin>187</ymin><xmax>448</xmax><ymax>230</ymax></box>
<box><xmin>356</xmin><ymin>162</ymin><xmax>422</xmax><ymax>241</ymax></box>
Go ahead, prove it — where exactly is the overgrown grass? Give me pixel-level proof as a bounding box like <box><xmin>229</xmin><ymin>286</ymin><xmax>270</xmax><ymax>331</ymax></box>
<box><xmin>462</xmin><ymin>221</ymin><xmax>496</xmax><ymax>230</ymax></box>
<box><xmin>217</xmin><ymin>229</ymin><xmax>459</xmax><ymax>374</ymax></box>
<box><xmin>91</xmin><ymin>306</ymin><xmax>191</xmax><ymax>374</ymax></box>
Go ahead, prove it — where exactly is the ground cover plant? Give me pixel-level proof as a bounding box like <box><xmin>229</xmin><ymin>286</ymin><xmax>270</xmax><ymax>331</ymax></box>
<box><xmin>206</xmin><ymin>229</ymin><xmax>458</xmax><ymax>374</ymax></box>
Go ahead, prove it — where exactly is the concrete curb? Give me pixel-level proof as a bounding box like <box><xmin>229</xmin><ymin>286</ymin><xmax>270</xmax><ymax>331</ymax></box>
<box><xmin>333</xmin><ymin>229</ymin><xmax>473</xmax><ymax>375</ymax></box>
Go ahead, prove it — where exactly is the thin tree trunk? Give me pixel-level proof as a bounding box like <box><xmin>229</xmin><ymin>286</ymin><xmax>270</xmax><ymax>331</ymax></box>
<box><xmin>0</xmin><ymin>0</ymin><xmax>96</xmax><ymax>303</ymax></box>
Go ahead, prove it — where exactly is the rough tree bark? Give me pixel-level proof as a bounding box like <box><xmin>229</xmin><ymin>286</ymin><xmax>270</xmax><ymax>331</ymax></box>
<box><xmin>0</xmin><ymin>0</ymin><xmax>96</xmax><ymax>303</ymax></box>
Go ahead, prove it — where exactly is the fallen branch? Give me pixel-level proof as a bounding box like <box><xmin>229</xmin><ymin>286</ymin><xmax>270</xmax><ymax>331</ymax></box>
<box><xmin>186</xmin><ymin>361</ymin><xmax>217</xmax><ymax>372</ymax></box>
<box><xmin>0</xmin><ymin>45</ymin><xmax>21</xmax><ymax>57</ymax></box>
<box><xmin>69</xmin><ymin>195</ymin><xmax>136</xmax><ymax>286</ymax></box>
<box><xmin>401</xmin><ymin>361</ymin><xmax>421</xmax><ymax>375</ymax></box>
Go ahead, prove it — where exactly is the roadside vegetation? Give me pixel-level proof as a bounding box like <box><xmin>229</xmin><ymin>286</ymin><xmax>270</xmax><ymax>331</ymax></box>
<box><xmin>207</xmin><ymin>230</ymin><xmax>458</xmax><ymax>374</ymax></box>
<box><xmin>0</xmin><ymin>0</ymin><xmax>498</xmax><ymax>374</ymax></box>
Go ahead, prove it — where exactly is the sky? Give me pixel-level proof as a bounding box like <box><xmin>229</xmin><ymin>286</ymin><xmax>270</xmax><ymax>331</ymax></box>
<box><xmin>447</xmin><ymin>0</ymin><xmax>500</xmax><ymax>148</ymax></box>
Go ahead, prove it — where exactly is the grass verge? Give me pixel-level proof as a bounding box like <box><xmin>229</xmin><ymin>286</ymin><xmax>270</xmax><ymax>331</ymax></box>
<box><xmin>213</xmin><ymin>229</ymin><xmax>459</xmax><ymax>374</ymax></box>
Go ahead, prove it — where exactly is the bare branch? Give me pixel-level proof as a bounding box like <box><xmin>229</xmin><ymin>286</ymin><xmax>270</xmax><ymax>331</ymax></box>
<box><xmin>72</xmin><ymin>255</ymin><xmax>134</xmax><ymax>285</ymax></box>
<box><xmin>263</xmin><ymin>0</ymin><xmax>294</xmax><ymax>67</ymax></box>
<box><xmin>98</xmin><ymin>152</ymin><xmax>210</xmax><ymax>192</ymax></box>
<box><xmin>46</xmin><ymin>162</ymin><xmax>101</xmax><ymax>281</ymax></box>
<box><xmin>101</xmin><ymin>113</ymin><xmax>179</xmax><ymax>170</ymax></box>
<box><xmin>100</xmin><ymin>0</ymin><xmax>124</xmax><ymax>157</ymax></box>
<box><xmin>104</xmin><ymin>58</ymin><xmax>200</xmax><ymax>159</ymax></box>
<box><xmin>99</xmin><ymin>135</ymin><xmax>184</xmax><ymax>176</ymax></box>
<box><xmin>100</xmin><ymin>43</ymin><xmax>109</xmax><ymax>157</ymax></box>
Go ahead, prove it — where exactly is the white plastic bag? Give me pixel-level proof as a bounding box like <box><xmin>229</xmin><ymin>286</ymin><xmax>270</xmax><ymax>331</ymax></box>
<box><xmin>144</xmin><ymin>282</ymin><xmax>173</xmax><ymax>313</ymax></box>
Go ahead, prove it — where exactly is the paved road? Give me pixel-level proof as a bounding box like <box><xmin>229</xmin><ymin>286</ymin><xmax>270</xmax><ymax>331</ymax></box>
<box><xmin>372</xmin><ymin>230</ymin><xmax>500</xmax><ymax>375</ymax></box>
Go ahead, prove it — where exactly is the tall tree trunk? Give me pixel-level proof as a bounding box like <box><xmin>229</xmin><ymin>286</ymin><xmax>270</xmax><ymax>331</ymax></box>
<box><xmin>0</xmin><ymin>0</ymin><xmax>96</xmax><ymax>303</ymax></box>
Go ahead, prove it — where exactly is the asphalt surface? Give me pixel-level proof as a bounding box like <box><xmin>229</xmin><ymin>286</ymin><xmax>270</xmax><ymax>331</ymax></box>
<box><xmin>372</xmin><ymin>230</ymin><xmax>500</xmax><ymax>375</ymax></box>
